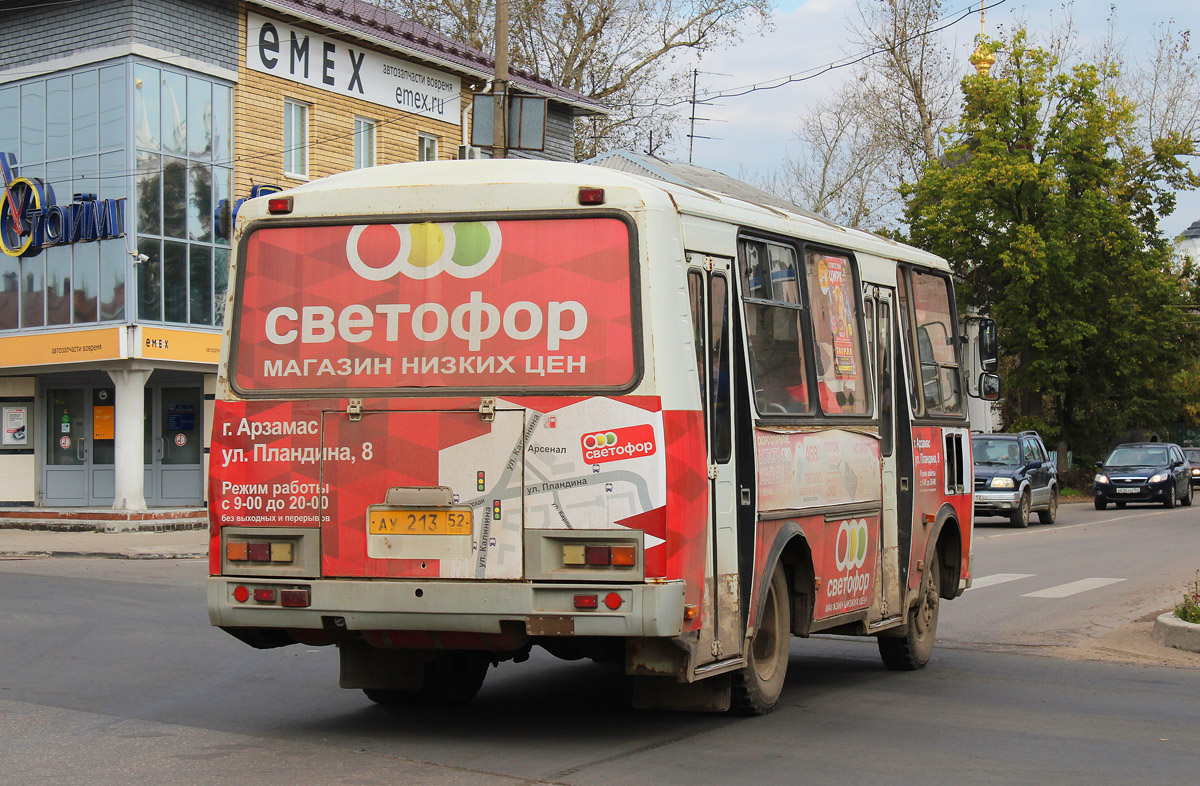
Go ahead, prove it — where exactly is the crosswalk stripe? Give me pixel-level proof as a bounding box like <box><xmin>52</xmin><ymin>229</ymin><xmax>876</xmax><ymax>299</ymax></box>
<box><xmin>1021</xmin><ymin>577</ymin><xmax>1126</xmax><ymax>598</ymax></box>
<box><xmin>968</xmin><ymin>573</ymin><xmax>1034</xmax><ymax>590</ymax></box>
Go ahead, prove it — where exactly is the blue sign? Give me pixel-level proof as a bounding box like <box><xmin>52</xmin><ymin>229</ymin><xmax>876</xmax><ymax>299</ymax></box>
<box><xmin>0</xmin><ymin>152</ymin><xmax>126</xmax><ymax>258</ymax></box>
<box><xmin>215</xmin><ymin>184</ymin><xmax>283</xmax><ymax>241</ymax></box>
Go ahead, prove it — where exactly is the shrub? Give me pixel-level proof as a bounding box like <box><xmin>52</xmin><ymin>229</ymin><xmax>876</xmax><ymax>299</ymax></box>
<box><xmin>1175</xmin><ymin>571</ymin><xmax>1200</xmax><ymax>624</ymax></box>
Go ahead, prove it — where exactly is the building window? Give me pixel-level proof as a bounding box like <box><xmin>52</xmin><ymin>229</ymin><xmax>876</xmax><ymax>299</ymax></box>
<box><xmin>283</xmin><ymin>99</ymin><xmax>308</xmax><ymax>177</ymax></box>
<box><xmin>354</xmin><ymin>117</ymin><xmax>376</xmax><ymax>169</ymax></box>
<box><xmin>133</xmin><ymin>62</ymin><xmax>233</xmax><ymax>328</ymax></box>
<box><xmin>418</xmin><ymin>133</ymin><xmax>438</xmax><ymax>162</ymax></box>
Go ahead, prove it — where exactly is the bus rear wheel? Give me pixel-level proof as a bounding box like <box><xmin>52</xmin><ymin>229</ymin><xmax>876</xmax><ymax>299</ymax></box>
<box><xmin>879</xmin><ymin>553</ymin><xmax>941</xmax><ymax>671</ymax></box>
<box><xmin>731</xmin><ymin>564</ymin><xmax>791</xmax><ymax>715</ymax></box>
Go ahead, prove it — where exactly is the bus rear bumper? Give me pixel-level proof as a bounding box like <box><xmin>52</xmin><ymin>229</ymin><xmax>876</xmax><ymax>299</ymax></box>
<box><xmin>207</xmin><ymin>577</ymin><xmax>687</xmax><ymax>639</ymax></box>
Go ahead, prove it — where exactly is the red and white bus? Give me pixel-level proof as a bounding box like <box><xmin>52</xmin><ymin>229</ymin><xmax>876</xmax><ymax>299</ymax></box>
<box><xmin>208</xmin><ymin>159</ymin><xmax>999</xmax><ymax>714</ymax></box>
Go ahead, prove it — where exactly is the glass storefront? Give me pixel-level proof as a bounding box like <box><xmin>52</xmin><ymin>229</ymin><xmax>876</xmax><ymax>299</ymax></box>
<box><xmin>0</xmin><ymin>57</ymin><xmax>234</xmax><ymax>335</ymax></box>
<box><xmin>1</xmin><ymin>57</ymin><xmax>229</xmax><ymax>508</ymax></box>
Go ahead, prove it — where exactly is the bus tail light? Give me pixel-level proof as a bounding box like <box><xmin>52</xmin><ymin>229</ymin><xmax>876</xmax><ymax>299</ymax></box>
<box><xmin>578</xmin><ymin>187</ymin><xmax>605</xmax><ymax>205</ymax></box>
<box><xmin>574</xmin><ymin>593</ymin><xmax>598</xmax><ymax>609</ymax></box>
<box><xmin>230</xmin><ymin>585</ymin><xmax>309</xmax><ymax>607</ymax></box>
<box><xmin>585</xmin><ymin>545</ymin><xmax>611</xmax><ymax>565</ymax></box>
<box><xmin>604</xmin><ymin>592</ymin><xmax>623</xmax><ymax>610</ymax></box>
<box><xmin>559</xmin><ymin>541</ymin><xmax>639</xmax><ymax>569</ymax></box>
<box><xmin>611</xmin><ymin>545</ymin><xmax>636</xmax><ymax>566</ymax></box>
<box><xmin>228</xmin><ymin>541</ymin><xmax>295</xmax><ymax>564</ymax></box>
<box><xmin>280</xmin><ymin>589</ymin><xmax>310</xmax><ymax>608</ymax></box>
<box><xmin>267</xmin><ymin>197</ymin><xmax>293</xmax><ymax>214</ymax></box>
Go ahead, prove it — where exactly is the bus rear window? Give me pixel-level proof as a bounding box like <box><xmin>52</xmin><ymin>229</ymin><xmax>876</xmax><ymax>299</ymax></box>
<box><xmin>231</xmin><ymin>217</ymin><xmax>636</xmax><ymax>393</ymax></box>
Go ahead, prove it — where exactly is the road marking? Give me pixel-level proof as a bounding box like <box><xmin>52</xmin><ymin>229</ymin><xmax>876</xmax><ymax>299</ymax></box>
<box><xmin>968</xmin><ymin>573</ymin><xmax>1034</xmax><ymax>590</ymax></box>
<box><xmin>976</xmin><ymin>508</ymin><xmax>1173</xmax><ymax>539</ymax></box>
<box><xmin>1021</xmin><ymin>577</ymin><xmax>1126</xmax><ymax>598</ymax></box>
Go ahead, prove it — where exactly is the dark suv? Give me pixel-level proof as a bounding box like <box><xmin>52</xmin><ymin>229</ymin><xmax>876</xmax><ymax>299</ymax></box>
<box><xmin>972</xmin><ymin>431</ymin><xmax>1059</xmax><ymax>527</ymax></box>
<box><xmin>1183</xmin><ymin>447</ymin><xmax>1200</xmax><ymax>490</ymax></box>
<box><xmin>1094</xmin><ymin>442</ymin><xmax>1192</xmax><ymax>509</ymax></box>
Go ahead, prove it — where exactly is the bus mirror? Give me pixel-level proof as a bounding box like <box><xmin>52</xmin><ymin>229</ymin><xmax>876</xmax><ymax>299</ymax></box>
<box><xmin>978</xmin><ymin>372</ymin><xmax>1001</xmax><ymax>401</ymax></box>
<box><xmin>978</xmin><ymin>318</ymin><xmax>998</xmax><ymax>372</ymax></box>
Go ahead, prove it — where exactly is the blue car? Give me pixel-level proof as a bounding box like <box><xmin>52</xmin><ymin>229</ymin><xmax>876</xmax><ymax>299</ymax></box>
<box><xmin>1093</xmin><ymin>442</ymin><xmax>1193</xmax><ymax>510</ymax></box>
<box><xmin>972</xmin><ymin>431</ymin><xmax>1059</xmax><ymax>527</ymax></box>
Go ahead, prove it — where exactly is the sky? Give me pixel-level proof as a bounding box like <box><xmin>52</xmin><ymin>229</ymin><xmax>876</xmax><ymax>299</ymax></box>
<box><xmin>672</xmin><ymin>0</ymin><xmax>1200</xmax><ymax>240</ymax></box>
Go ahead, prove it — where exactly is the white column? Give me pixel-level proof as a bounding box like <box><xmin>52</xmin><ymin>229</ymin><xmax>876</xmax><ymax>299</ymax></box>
<box><xmin>108</xmin><ymin>368</ymin><xmax>151</xmax><ymax>511</ymax></box>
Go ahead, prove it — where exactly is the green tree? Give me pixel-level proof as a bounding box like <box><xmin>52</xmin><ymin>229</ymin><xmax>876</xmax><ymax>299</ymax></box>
<box><xmin>904</xmin><ymin>31</ymin><xmax>1200</xmax><ymax>464</ymax></box>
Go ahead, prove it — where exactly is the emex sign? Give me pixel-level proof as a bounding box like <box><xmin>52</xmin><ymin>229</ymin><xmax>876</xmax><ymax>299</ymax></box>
<box><xmin>246</xmin><ymin>13</ymin><xmax>461</xmax><ymax>124</ymax></box>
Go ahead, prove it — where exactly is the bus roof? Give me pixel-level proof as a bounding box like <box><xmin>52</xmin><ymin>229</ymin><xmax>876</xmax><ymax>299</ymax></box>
<box><xmin>243</xmin><ymin>158</ymin><xmax>951</xmax><ymax>272</ymax></box>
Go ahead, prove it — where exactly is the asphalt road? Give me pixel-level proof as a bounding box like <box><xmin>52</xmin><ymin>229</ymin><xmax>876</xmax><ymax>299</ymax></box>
<box><xmin>1</xmin><ymin>502</ymin><xmax>1198</xmax><ymax>786</ymax></box>
<box><xmin>951</xmin><ymin>498</ymin><xmax>1200</xmax><ymax>653</ymax></box>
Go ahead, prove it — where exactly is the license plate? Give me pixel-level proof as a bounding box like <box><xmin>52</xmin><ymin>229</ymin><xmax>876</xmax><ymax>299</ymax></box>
<box><xmin>1115</xmin><ymin>487</ymin><xmax>1140</xmax><ymax>494</ymax></box>
<box><xmin>368</xmin><ymin>509</ymin><xmax>472</xmax><ymax>535</ymax></box>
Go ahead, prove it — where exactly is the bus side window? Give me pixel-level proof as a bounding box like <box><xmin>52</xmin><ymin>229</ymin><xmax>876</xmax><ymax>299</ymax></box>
<box><xmin>711</xmin><ymin>274</ymin><xmax>732</xmax><ymax>462</ymax></box>
<box><xmin>896</xmin><ymin>268</ymin><xmax>922</xmax><ymax>415</ymax></box>
<box><xmin>910</xmin><ymin>269</ymin><xmax>963</xmax><ymax>416</ymax></box>
<box><xmin>738</xmin><ymin>239</ymin><xmax>810</xmax><ymax>416</ymax></box>
<box><xmin>879</xmin><ymin>300</ymin><xmax>894</xmax><ymax>457</ymax></box>
<box><xmin>806</xmin><ymin>250</ymin><xmax>869</xmax><ymax>415</ymax></box>
<box><xmin>687</xmin><ymin>270</ymin><xmax>709</xmax><ymax>433</ymax></box>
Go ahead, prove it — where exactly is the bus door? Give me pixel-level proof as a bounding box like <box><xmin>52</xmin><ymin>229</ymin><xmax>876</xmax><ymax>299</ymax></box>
<box><xmin>687</xmin><ymin>254</ymin><xmax>741</xmax><ymax>662</ymax></box>
<box><xmin>869</xmin><ymin>286</ymin><xmax>903</xmax><ymax>619</ymax></box>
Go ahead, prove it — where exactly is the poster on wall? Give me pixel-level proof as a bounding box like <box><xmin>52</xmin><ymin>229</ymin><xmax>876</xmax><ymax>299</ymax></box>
<box><xmin>2</xmin><ymin>405</ymin><xmax>28</xmax><ymax>446</ymax></box>
<box><xmin>93</xmin><ymin>406</ymin><xmax>115</xmax><ymax>440</ymax></box>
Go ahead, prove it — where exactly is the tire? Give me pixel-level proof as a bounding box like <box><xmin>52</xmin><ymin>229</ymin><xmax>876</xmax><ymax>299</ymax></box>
<box><xmin>1037</xmin><ymin>487</ymin><xmax>1059</xmax><ymax>525</ymax></box>
<box><xmin>879</xmin><ymin>552</ymin><xmax>941</xmax><ymax>671</ymax></box>
<box><xmin>1010</xmin><ymin>490</ymin><xmax>1031</xmax><ymax>528</ymax></box>
<box><xmin>1164</xmin><ymin>486</ymin><xmax>1176</xmax><ymax>509</ymax></box>
<box><xmin>1094</xmin><ymin>497</ymin><xmax>1107</xmax><ymax>510</ymax></box>
<box><xmin>363</xmin><ymin>653</ymin><xmax>489</xmax><ymax>708</ymax></box>
<box><xmin>731</xmin><ymin>564</ymin><xmax>791</xmax><ymax>715</ymax></box>
<box><xmin>420</xmin><ymin>653</ymin><xmax>490</xmax><ymax>706</ymax></box>
<box><xmin>1182</xmin><ymin>484</ymin><xmax>1193</xmax><ymax>507</ymax></box>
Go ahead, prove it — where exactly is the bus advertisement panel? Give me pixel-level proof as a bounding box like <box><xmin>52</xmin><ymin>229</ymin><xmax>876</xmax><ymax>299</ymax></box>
<box><xmin>232</xmin><ymin>217</ymin><xmax>636</xmax><ymax>392</ymax></box>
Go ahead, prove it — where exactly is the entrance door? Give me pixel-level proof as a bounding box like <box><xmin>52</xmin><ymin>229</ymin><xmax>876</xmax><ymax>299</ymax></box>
<box><xmin>688</xmin><ymin>255</ymin><xmax>740</xmax><ymax>662</ymax></box>
<box><xmin>44</xmin><ymin>388</ymin><xmax>88</xmax><ymax>506</ymax></box>
<box><xmin>872</xmin><ymin>287</ymin><xmax>902</xmax><ymax>618</ymax></box>
<box><xmin>89</xmin><ymin>387</ymin><xmax>116</xmax><ymax>504</ymax></box>
<box><xmin>151</xmin><ymin>385</ymin><xmax>204</xmax><ymax>506</ymax></box>
<box><xmin>44</xmin><ymin>386</ymin><xmax>116</xmax><ymax>506</ymax></box>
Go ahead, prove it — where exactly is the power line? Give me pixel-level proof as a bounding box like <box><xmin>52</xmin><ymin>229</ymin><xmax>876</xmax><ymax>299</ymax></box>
<box><xmin>629</xmin><ymin>0</ymin><xmax>1011</xmax><ymax>111</ymax></box>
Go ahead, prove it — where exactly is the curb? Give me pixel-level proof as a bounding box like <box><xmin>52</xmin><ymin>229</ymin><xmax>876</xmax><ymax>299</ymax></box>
<box><xmin>1151</xmin><ymin>611</ymin><xmax>1200</xmax><ymax>653</ymax></box>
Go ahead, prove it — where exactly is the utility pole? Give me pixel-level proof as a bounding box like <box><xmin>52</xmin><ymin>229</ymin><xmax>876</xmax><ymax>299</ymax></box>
<box><xmin>688</xmin><ymin>69</ymin><xmax>698</xmax><ymax>164</ymax></box>
<box><xmin>493</xmin><ymin>0</ymin><xmax>509</xmax><ymax>158</ymax></box>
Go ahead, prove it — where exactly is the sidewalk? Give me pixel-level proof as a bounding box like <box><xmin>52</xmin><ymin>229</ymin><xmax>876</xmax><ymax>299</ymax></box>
<box><xmin>0</xmin><ymin>527</ymin><xmax>208</xmax><ymax>559</ymax></box>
